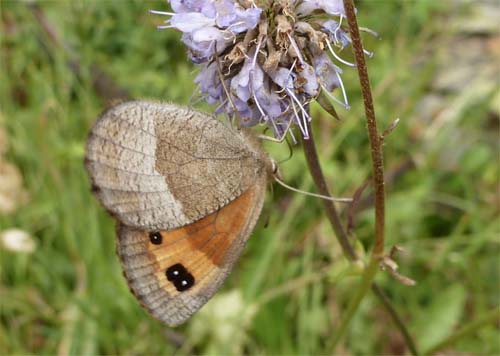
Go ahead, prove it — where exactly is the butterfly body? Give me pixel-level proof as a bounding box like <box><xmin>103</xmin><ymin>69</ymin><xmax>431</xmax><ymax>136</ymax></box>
<box><xmin>85</xmin><ymin>101</ymin><xmax>271</xmax><ymax>325</ymax></box>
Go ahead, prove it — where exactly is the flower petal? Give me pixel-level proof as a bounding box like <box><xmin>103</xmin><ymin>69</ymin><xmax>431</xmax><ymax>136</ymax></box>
<box><xmin>267</xmin><ymin>67</ymin><xmax>295</xmax><ymax>89</ymax></box>
<box><xmin>296</xmin><ymin>0</ymin><xmax>346</xmax><ymax>17</ymax></box>
<box><xmin>195</xmin><ymin>62</ymin><xmax>224</xmax><ymax>100</ymax></box>
<box><xmin>230</xmin><ymin>58</ymin><xmax>253</xmax><ymax>101</ymax></box>
<box><xmin>299</xmin><ymin>63</ymin><xmax>319</xmax><ymax>96</ymax></box>
<box><xmin>170</xmin><ymin>12</ymin><xmax>215</xmax><ymax>32</ymax></box>
<box><xmin>321</xmin><ymin>20</ymin><xmax>352</xmax><ymax>48</ymax></box>
<box><xmin>313</xmin><ymin>53</ymin><xmax>342</xmax><ymax>91</ymax></box>
<box><xmin>170</xmin><ymin>0</ymin><xmax>215</xmax><ymax>15</ymax></box>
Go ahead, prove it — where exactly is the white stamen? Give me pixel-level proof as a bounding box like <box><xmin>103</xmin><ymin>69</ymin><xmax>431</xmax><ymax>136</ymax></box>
<box><xmin>157</xmin><ymin>25</ymin><xmax>173</xmax><ymax>30</ymax></box>
<box><xmin>249</xmin><ymin>42</ymin><xmax>267</xmax><ymax>120</ymax></box>
<box><xmin>286</xmin><ymin>33</ymin><xmax>305</xmax><ymax>65</ymax></box>
<box><xmin>286</xmin><ymin>87</ymin><xmax>312</xmax><ymax>123</ymax></box>
<box><xmin>333</xmin><ymin>15</ymin><xmax>343</xmax><ymax>44</ymax></box>
<box><xmin>252</xmin><ymin>37</ymin><xmax>263</xmax><ymax>67</ymax></box>
<box><xmin>335</xmin><ymin>70</ymin><xmax>350</xmax><ymax>109</ymax></box>
<box><xmin>270</xmin><ymin>118</ymin><xmax>280</xmax><ymax>135</ymax></box>
<box><xmin>326</xmin><ymin>41</ymin><xmax>355</xmax><ymax>67</ymax></box>
<box><xmin>320</xmin><ymin>83</ymin><xmax>349</xmax><ymax>109</ymax></box>
<box><xmin>253</xmin><ymin>91</ymin><xmax>267</xmax><ymax>119</ymax></box>
<box><xmin>222</xmin><ymin>29</ymin><xmax>237</xmax><ymax>42</ymax></box>
<box><xmin>225</xmin><ymin>21</ymin><xmax>246</xmax><ymax>33</ymax></box>
<box><xmin>290</xmin><ymin>100</ymin><xmax>303</xmax><ymax>133</ymax></box>
<box><xmin>149</xmin><ymin>10</ymin><xmax>175</xmax><ymax>16</ymax></box>
<box><xmin>264</xmin><ymin>112</ymin><xmax>295</xmax><ymax>142</ymax></box>
<box><xmin>289</xmin><ymin>99</ymin><xmax>306</xmax><ymax>137</ymax></box>
<box><xmin>301</xmin><ymin>107</ymin><xmax>309</xmax><ymax>139</ymax></box>
<box><xmin>288</xmin><ymin>59</ymin><xmax>297</xmax><ymax>75</ymax></box>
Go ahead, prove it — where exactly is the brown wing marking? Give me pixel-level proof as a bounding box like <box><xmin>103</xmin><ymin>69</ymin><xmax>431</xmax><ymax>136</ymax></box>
<box><xmin>116</xmin><ymin>182</ymin><xmax>265</xmax><ymax>326</ymax></box>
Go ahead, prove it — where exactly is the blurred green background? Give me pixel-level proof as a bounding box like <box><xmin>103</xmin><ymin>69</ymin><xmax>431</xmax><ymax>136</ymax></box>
<box><xmin>1</xmin><ymin>1</ymin><xmax>499</xmax><ymax>355</ymax></box>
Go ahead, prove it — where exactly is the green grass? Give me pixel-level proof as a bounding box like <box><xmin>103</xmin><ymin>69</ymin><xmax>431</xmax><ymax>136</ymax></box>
<box><xmin>1</xmin><ymin>1</ymin><xmax>499</xmax><ymax>355</ymax></box>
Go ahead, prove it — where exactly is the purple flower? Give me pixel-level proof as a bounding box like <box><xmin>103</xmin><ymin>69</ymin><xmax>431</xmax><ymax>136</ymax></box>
<box><xmin>194</xmin><ymin>62</ymin><xmax>223</xmax><ymax>104</ymax></box>
<box><xmin>170</xmin><ymin>12</ymin><xmax>214</xmax><ymax>32</ymax></box>
<box><xmin>296</xmin><ymin>0</ymin><xmax>346</xmax><ymax>17</ymax></box>
<box><xmin>152</xmin><ymin>0</ymin><xmax>372</xmax><ymax>139</ymax></box>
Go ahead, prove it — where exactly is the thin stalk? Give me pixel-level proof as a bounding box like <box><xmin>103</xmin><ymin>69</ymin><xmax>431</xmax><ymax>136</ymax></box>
<box><xmin>302</xmin><ymin>123</ymin><xmax>418</xmax><ymax>355</ymax></box>
<box><xmin>302</xmin><ymin>126</ymin><xmax>357</xmax><ymax>260</ymax></box>
<box><xmin>327</xmin><ymin>0</ymin><xmax>390</xmax><ymax>350</ymax></box>
<box><xmin>343</xmin><ymin>0</ymin><xmax>386</xmax><ymax>258</ymax></box>
<box><xmin>301</xmin><ymin>0</ymin><xmax>413</xmax><ymax>352</ymax></box>
<box><xmin>330</xmin><ymin>259</ymin><xmax>379</xmax><ymax>349</ymax></box>
<box><xmin>371</xmin><ymin>284</ymin><xmax>419</xmax><ymax>355</ymax></box>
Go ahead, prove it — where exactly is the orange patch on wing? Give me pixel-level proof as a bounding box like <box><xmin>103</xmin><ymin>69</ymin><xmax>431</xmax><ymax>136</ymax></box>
<box><xmin>145</xmin><ymin>188</ymin><xmax>256</xmax><ymax>293</ymax></box>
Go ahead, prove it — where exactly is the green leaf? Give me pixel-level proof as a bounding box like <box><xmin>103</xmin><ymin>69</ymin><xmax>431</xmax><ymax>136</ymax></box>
<box><xmin>316</xmin><ymin>90</ymin><xmax>340</xmax><ymax>120</ymax></box>
<box><xmin>415</xmin><ymin>284</ymin><xmax>467</xmax><ymax>353</ymax></box>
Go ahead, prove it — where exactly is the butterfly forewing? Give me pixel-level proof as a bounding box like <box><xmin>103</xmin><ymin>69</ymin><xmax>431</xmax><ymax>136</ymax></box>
<box><xmin>85</xmin><ymin>101</ymin><xmax>267</xmax><ymax>230</ymax></box>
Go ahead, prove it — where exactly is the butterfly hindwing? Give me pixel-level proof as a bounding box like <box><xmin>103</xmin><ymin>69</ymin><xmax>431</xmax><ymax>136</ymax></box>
<box><xmin>116</xmin><ymin>182</ymin><xmax>266</xmax><ymax>326</ymax></box>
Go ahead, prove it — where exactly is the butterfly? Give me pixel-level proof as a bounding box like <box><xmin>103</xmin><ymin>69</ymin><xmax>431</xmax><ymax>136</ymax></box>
<box><xmin>84</xmin><ymin>101</ymin><xmax>273</xmax><ymax>326</ymax></box>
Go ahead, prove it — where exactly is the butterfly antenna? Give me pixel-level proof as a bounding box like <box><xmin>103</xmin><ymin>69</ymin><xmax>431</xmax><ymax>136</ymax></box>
<box><xmin>273</xmin><ymin>175</ymin><xmax>352</xmax><ymax>203</ymax></box>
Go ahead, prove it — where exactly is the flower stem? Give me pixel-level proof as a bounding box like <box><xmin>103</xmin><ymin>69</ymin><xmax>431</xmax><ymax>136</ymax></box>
<box><xmin>315</xmin><ymin>0</ymin><xmax>388</xmax><ymax>350</ymax></box>
<box><xmin>343</xmin><ymin>0</ymin><xmax>386</xmax><ymax>258</ymax></box>
<box><xmin>302</xmin><ymin>123</ymin><xmax>418</xmax><ymax>355</ymax></box>
<box><xmin>300</xmin><ymin>0</ymin><xmax>416</xmax><ymax>352</ymax></box>
<box><xmin>330</xmin><ymin>258</ymin><xmax>379</xmax><ymax>349</ymax></box>
<box><xmin>302</xmin><ymin>128</ymin><xmax>357</xmax><ymax>260</ymax></box>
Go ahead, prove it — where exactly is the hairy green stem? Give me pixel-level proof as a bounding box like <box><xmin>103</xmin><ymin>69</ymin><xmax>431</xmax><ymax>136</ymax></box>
<box><xmin>330</xmin><ymin>259</ymin><xmax>379</xmax><ymax>349</ymax></box>
<box><xmin>323</xmin><ymin>1</ymin><xmax>390</xmax><ymax>351</ymax></box>
<box><xmin>302</xmin><ymin>126</ymin><xmax>357</xmax><ymax>260</ymax></box>
<box><xmin>303</xmin><ymin>0</ymin><xmax>414</xmax><ymax>353</ymax></box>
<box><xmin>303</xmin><ymin>125</ymin><xmax>418</xmax><ymax>355</ymax></box>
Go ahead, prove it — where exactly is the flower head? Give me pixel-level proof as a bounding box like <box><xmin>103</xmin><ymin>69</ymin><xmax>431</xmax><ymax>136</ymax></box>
<box><xmin>152</xmin><ymin>0</ymin><xmax>369</xmax><ymax>139</ymax></box>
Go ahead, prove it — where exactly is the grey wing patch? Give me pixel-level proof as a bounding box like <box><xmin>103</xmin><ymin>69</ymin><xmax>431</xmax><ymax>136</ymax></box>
<box><xmin>116</xmin><ymin>225</ymin><xmax>202</xmax><ymax>327</ymax></box>
<box><xmin>85</xmin><ymin>102</ymin><xmax>190</xmax><ymax>229</ymax></box>
<box><xmin>85</xmin><ymin>101</ymin><xmax>267</xmax><ymax>230</ymax></box>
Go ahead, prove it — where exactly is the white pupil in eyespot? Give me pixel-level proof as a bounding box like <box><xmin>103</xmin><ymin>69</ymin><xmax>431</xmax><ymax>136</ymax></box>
<box><xmin>181</xmin><ymin>280</ymin><xmax>187</xmax><ymax>286</ymax></box>
<box><xmin>173</xmin><ymin>270</ymin><xmax>179</xmax><ymax>276</ymax></box>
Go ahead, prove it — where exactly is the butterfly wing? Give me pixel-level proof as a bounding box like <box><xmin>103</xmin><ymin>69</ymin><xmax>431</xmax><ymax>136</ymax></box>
<box><xmin>116</xmin><ymin>180</ymin><xmax>266</xmax><ymax>326</ymax></box>
<box><xmin>85</xmin><ymin>101</ymin><xmax>268</xmax><ymax>230</ymax></box>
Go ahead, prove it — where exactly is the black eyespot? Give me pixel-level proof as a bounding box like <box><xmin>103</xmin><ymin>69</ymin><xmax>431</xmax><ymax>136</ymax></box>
<box><xmin>166</xmin><ymin>263</ymin><xmax>186</xmax><ymax>281</ymax></box>
<box><xmin>174</xmin><ymin>274</ymin><xmax>195</xmax><ymax>292</ymax></box>
<box><xmin>149</xmin><ymin>231</ymin><xmax>162</xmax><ymax>245</ymax></box>
<box><xmin>166</xmin><ymin>263</ymin><xmax>195</xmax><ymax>291</ymax></box>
